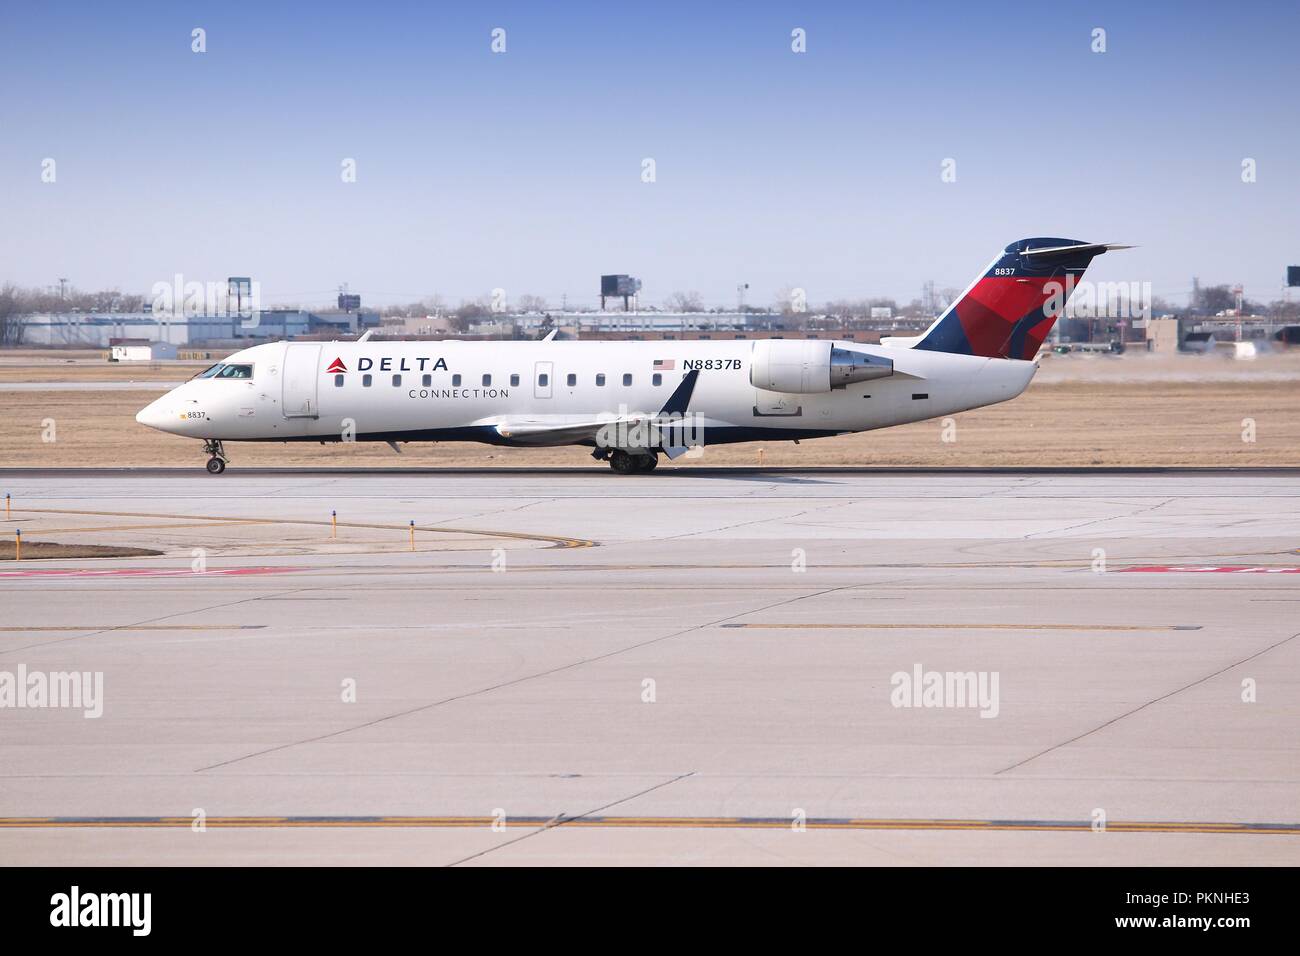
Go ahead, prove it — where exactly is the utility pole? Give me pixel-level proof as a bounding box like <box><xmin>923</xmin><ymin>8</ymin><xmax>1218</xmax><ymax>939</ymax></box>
<box><xmin>1233</xmin><ymin>284</ymin><xmax>1244</xmax><ymax>340</ymax></box>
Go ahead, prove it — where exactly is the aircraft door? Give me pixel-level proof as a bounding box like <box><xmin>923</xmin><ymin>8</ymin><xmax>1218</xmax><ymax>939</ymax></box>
<box><xmin>283</xmin><ymin>343</ymin><xmax>322</xmax><ymax>418</ymax></box>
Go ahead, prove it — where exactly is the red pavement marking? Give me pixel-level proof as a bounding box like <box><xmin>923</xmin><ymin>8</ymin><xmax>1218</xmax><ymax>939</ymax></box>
<box><xmin>0</xmin><ymin>566</ymin><xmax>307</xmax><ymax>579</ymax></box>
<box><xmin>1119</xmin><ymin>566</ymin><xmax>1300</xmax><ymax>574</ymax></box>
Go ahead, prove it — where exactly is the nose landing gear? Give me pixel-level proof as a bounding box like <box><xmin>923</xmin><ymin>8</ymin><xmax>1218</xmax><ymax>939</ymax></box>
<box><xmin>203</xmin><ymin>439</ymin><xmax>228</xmax><ymax>475</ymax></box>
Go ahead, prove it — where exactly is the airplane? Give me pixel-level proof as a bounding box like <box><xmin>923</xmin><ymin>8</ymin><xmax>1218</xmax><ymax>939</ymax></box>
<box><xmin>135</xmin><ymin>237</ymin><xmax>1127</xmax><ymax>474</ymax></box>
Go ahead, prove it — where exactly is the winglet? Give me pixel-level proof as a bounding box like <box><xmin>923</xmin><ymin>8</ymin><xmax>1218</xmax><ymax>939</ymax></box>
<box><xmin>658</xmin><ymin>368</ymin><xmax>699</xmax><ymax>417</ymax></box>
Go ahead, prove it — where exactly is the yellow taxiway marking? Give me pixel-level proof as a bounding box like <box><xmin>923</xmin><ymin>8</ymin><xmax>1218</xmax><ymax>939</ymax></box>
<box><xmin>18</xmin><ymin>507</ymin><xmax>595</xmax><ymax>550</ymax></box>
<box><xmin>0</xmin><ymin>625</ymin><xmax>264</xmax><ymax>632</ymax></box>
<box><xmin>721</xmin><ymin>623</ymin><xmax>1200</xmax><ymax>631</ymax></box>
<box><xmin>0</xmin><ymin>815</ymin><xmax>1292</xmax><ymax>835</ymax></box>
<box><xmin>30</xmin><ymin>521</ymin><xmax>258</xmax><ymax>533</ymax></box>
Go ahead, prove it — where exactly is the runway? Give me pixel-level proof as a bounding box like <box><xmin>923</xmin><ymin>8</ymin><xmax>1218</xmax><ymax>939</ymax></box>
<box><xmin>0</xmin><ymin>470</ymin><xmax>1297</xmax><ymax>865</ymax></box>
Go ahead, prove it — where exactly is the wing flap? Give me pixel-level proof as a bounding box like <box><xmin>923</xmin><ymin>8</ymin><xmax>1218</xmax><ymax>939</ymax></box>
<box><xmin>493</xmin><ymin>419</ymin><xmax>622</xmax><ymax>446</ymax></box>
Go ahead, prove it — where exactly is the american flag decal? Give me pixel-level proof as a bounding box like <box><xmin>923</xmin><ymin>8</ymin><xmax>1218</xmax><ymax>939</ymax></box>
<box><xmin>653</xmin><ymin>359</ymin><xmax>675</xmax><ymax>370</ymax></box>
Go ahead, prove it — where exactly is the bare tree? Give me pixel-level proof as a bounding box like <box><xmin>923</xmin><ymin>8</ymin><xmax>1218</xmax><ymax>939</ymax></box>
<box><xmin>0</xmin><ymin>283</ymin><xmax>29</xmax><ymax>346</ymax></box>
<box><xmin>451</xmin><ymin>298</ymin><xmax>493</xmax><ymax>332</ymax></box>
<box><xmin>516</xmin><ymin>293</ymin><xmax>548</xmax><ymax>313</ymax></box>
<box><xmin>664</xmin><ymin>290</ymin><xmax>704</xmax><ymax>312</ymax></box>
<box><xmin>381</xmin><ymin>294</ymin><xmax>446</xmax><ymax>318</ymax></box>
<box><xmin>1198</xmin><ymin>285</ymin><xmax>1236</xmax><ymax>315</ymax></box>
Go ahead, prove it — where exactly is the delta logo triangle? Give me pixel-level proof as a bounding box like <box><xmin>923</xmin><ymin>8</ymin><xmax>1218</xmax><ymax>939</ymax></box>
<box><xmin>326</xmin><ymin>357</ymin><xmax>347</xmax><ymax>374</ymax></box>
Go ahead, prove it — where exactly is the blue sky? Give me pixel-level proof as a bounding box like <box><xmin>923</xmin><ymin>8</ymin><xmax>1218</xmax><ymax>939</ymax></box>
<box><xmin>1</xmin><ymin>1</ymin><xmax>1297</xmax><ymax>309</ymax></box>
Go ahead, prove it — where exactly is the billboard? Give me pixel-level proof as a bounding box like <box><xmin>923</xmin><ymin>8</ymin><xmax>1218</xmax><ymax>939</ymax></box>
<box><xmin>601</xmin><ymin>274</ymin><xmax>641</xmax><ymax>297</ymax></box>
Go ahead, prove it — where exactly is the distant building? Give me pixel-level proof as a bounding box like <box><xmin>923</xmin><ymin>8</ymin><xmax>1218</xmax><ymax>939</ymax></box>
<box><xmin>572</xmin><ymin>328</ymin><xmax>880</xmax><ymax>343</ymax></box>
<box><xmin>1145</xmin><ymin>316</ymin><xmax>1181</xmax><ymax>353</ymax></box>
<box><xmin>378</xmin><ymin>315</ymin><xmax>456</xmax><ymax>336</ymax></box>
<box><xmin>16</xmin><ymin>309</ymin><xmax>380</xmax><ymax>347</ymax></box>
<box><xmin>108</xmin><ymin>339</ymin><xmax>177</xmax><ymax>361</ymax></box>
<box><xmin>21</xmin><ymin>312</ymin><xmax>189</xmax><ymax>348</ymax></box>
<box><xmin>511</xmin><ymin>311</ymin><xmax>782</xmax><ymax>334</ymax></box>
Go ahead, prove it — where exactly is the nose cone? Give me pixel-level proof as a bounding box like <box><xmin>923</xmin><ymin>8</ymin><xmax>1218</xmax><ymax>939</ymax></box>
<box><xmin>135</xmin><ymin>396</ymin><xmax>170</xmax><ymax>431</ymax></box>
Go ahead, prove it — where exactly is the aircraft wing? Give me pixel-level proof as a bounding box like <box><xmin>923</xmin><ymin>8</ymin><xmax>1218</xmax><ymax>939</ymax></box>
<box><xmin>493</xmin><ymin>369</ymin><xmax>703</xmax><ymax>456</ymax></box>
<box><xmin>493</xmin><ymin>417</ymin><xmax>637</xmax><ymax>445</ymax></box>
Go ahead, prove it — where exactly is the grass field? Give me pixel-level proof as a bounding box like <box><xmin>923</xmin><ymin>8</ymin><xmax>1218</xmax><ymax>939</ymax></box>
<box><xmin>1</xmin><ymin>350</ymin><xmax>1297</xmax><ymax>468</ymax></box>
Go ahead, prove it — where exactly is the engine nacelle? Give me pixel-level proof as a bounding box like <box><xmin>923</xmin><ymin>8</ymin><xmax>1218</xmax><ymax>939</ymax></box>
<box><xmin>750</xmin><ymin>340</ymin><xmax>892</xmax><ymax>393</ymax></box>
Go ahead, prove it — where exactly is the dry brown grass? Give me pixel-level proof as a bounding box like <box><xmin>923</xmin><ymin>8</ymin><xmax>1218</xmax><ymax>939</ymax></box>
<box><xmin>0</xmin><ymin>541</ymin><xmax>162</xmax><ymax>560</ymax></box>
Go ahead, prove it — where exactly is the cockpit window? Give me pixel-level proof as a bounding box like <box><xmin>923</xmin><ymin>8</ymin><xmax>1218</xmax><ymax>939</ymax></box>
<box><xmin>192</xmin><ymin>363</ymin><xmax>253</xmax><ymax>380</ymax></box>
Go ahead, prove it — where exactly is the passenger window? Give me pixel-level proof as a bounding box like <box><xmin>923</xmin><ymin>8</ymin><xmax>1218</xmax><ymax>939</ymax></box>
<box><xmin>452</xmin><ymin>374</ymin><xmax>462</xmax><ymax>386</ymax></box>
<box><xmin>538</xmin><ymin>373</ymin><xmax>548</xmax><ymax>386</ymax></box>
<box><xmin>422</xmin><ymin>374</ymin><xmax>431</xmax><ymax>387</ymax></box>
<box><xmin>566</xmin><ymin>373</ymin><xmax>576</xmax><ymax>386</ymax></box>
<box><xmin>482</xmin><ymin>374</ymin><xmax>492</xmax><ymax>386</ymax></box>
<box><xmin>596</xmin><ymin>374</ymin><xmax>605</xmax><ymax>386</ymax></box>
<box><xmin>510</xmin><ymin>374</ymin><xmax>520</xmax><ymax>386</ymax></box>
<box><xmin>392</xmin><ymin>374</ymin><xmax>401</xmax><ymax>386</ymax></box>
<box><xmin>362</xmin><ymin>374</ymin><xmax>373</xmax><ymax>387</ymax></box>
<box><xmin>334</xmin><ymin>374</ymin><xmax>344</xmax><ymax>387</ymax></box>
<box><xmin>622</xmin><ymin>373</ymin><xmax>632</xmax><ymax>386</ymax></box>
<box><xmin>652</xmin><ymin>373</ymin><xmax>662</xmax><ymax>386</ymax></box>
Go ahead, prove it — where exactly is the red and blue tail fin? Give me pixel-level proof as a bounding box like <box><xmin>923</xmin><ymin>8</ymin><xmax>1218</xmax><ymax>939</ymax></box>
<box><xmin>913</xmin><ymin>238</ymin><xmax>1129</xmax><ymax>360</ymax></box>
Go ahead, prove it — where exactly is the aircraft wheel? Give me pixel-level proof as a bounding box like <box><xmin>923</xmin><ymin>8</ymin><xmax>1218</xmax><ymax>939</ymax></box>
<box><xmin>609</xmin><ymin>451</ymin><xmax>637</xmax><ymax>474</ymax></box>
<box><xmin>206</xmin><ymin>457</ymin><xmax>226</xmax><ymax>475</ymax></box>
<box><xmin>638</xmin><ymin>454</ymin><xmax>659</xmax><ymax>472</ymax></box>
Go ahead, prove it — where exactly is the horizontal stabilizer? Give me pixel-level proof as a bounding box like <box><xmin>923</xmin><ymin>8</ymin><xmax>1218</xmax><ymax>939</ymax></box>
<box><xmin>1020</xmin><ymin>242</ymin><xmax>1133</xmax><ymax>258</ymax></box>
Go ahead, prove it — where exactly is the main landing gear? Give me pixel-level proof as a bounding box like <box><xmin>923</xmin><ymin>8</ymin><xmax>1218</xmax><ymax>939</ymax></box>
<box><xmin>607</xmin><ymin>449</ymin><xmax>658</xmax><ymax>474</ymax></box>
<box><xmin>203</xmin><ymin>439</ymin><xmax>228</xmax><ymax>475</ymax></box>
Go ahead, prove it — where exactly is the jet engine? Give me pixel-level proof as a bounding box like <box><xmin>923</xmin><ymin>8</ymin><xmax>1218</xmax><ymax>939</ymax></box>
<box><xmin>750</xmin><ymin>340</ymin><xmax>893</xmax><ymax>393</ymax></box>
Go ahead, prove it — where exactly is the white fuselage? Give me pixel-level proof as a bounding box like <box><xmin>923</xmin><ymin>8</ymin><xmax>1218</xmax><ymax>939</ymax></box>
<box><xmin>135</xmin><ymin>338</ymin><xmax>1037</xmax><ymax>452</ymax></box>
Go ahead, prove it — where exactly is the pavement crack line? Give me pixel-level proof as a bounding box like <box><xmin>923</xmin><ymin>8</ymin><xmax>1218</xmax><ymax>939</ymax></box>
<box><xmin>434</xmin><ymin>496</ymin><xmax>560</xmax><ymax>525</ymax></box>
<box><xmin>444</xmin><ymin>770</ymin><xmax>698</xmax><ymax>867</ymax></box>
<box><xmin>658</xmin><ymin>497</ymin><xmax>849</xmax><ymax>541</ymax></box>
<box><xmin>995</xmin><ymin>628</ymin><xmax>1300</xmax><ymax>775</ymax></box>
<box><xmin>0</xmin><ymin>586</ymin><xmax>326</xmax><ymax>656</ymax></box>
<box><xmin>1022</xmin><ymin>496</ymin><xmax>1176</xmax><ymax>540</ymax></box>
<box><xmin>195</xmin><ymin>585</ymin><xmax>853</xmax><ymax>773</ymax></box>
